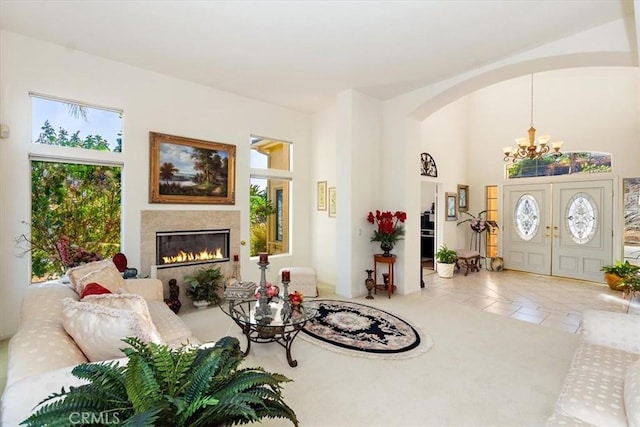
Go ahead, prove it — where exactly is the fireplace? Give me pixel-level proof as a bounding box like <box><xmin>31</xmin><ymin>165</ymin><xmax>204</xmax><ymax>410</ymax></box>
<box><xmin>156</xmin><ymin>229</ymin><xmax>230</xmax><ymax>269</ymax></box>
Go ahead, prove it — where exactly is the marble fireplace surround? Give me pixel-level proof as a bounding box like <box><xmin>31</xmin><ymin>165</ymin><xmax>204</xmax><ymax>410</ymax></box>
<box><xmin>141</xmin><ymin>210</ymin><xmax>241</xmax><ymax>303</ymax></box>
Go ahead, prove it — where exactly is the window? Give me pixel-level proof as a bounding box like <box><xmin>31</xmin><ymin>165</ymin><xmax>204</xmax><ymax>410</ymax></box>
<box><xmin>249</xmin><ymin>136</ymin><xmax>292</xmax><ymax>257</ymax></box>
<box><xmin>25</xmin><ymin>94</ymin><xmax>123</xmax><ymax>282</ymax></box>
<box><xmin>624</xmin><ymin>178</ymin><xmax>640</xmax><ymax>248</ymax></box>
<box><xmin>485</xmin><ymin>186</ymin><xmax>498</xmax><ymax>257</ymax></box>
<box><xmin>514</xmin><ymin>194</ymin><xmax>540</xmax><ymax>241</ymax></box>
<box><xmin>507</xmin><ymin>152</ymin><xmax>611</xmax><ymax>179</ymax></box>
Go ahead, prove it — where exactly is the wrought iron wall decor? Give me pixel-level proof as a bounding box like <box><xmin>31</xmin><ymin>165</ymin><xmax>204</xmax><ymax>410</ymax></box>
<box><xmin>421</xmin><ymin>153</ymin><xmax>438</xmax><ymax>177</ymax></box>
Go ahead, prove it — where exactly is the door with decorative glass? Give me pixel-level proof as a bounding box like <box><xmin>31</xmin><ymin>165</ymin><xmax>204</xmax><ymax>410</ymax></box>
<box><xmin>504</xmin><ymin>184</ymin><xmax>552</xmax><ymax>275</ymax></box>
<box><xmin>552</xmin><ymin>181</ymin><xmax>613</xmax><ymax>282</ymax></box>
<box><xmin>503</xmin><ymin>180</ymin><xmax>613</xmax><ymax>281</ymax></box>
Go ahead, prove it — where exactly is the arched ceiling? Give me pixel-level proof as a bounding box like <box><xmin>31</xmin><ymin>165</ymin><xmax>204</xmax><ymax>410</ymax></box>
<box><xmin>1</xmin><ymin>0</ymin><xmax>637</xmax><ymax>113</ymax></box>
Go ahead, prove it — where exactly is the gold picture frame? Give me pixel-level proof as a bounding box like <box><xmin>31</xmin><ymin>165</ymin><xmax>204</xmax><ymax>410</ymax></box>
<box><xmin>149</xmin><ymin>132</ymin><xmax>236</xmax><ymax>204</ymax></box>
<box><xmin>446</xmin><ymin>192</ymin><xmax>458</xmax><ymax>221</ymax></box>
<box><xmin>457</xmin><ymin>184</ymin><xmax>469</xmax><ymax>212</ymax></box>
<box><xmin>328</xmin><ymin>187</ymin><xmax>337</xmax><ymax>218</ymax></box>
<box><xmin>317</xmin><ymin>181</ymin><xmax>327</xmax><ymax>211</ymax></box>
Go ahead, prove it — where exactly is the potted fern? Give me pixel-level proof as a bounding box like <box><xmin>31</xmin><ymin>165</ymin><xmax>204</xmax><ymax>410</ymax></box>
<box><xmin>435</xmin><ymin>245</ymin><xmax>457</xmax><ymax>278</ymax></box>
<box><xmin>22</xmin><ymin>336</ymin><xmax>299</xmax><ymax>426</ymax></box>
<box><xmin>184</xmin><ymin>266</ymin><xmax>224</xmax><ymax>308</ymax></box>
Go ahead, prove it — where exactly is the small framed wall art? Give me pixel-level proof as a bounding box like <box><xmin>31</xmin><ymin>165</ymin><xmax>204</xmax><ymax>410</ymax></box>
<box><xmin>446</xmin><ymin>192</ymin><xmax>458</xmax><ymax>221</ymax></box>
<box><xmin>317</xmin><ymin>181</ymin><xmax>327</xmax><ymax>211</ymax></box>
<box><xmin>457</xmin><ymin>184</ymin><xmax>469</xmax><ymax>212</ymax></box>
<box><xmin>328</xmin><ymin>187</ymin><xmax>337</xmax><ymax>218</ymax></box>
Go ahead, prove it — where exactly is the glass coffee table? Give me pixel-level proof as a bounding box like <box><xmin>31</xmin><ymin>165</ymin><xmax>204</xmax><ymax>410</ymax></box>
<box><xmin>221</xmin><ymin>298</ymin><xmax>318</xmax><ymax>367</ymax></box>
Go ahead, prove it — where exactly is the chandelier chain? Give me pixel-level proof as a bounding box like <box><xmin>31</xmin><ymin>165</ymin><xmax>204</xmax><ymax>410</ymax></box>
<box><xmin>502</xmin><ymin>73</ymin><xmax>564</xmax><ymax>163</ymax></box>
<box><xmin>530</xmin><ymin>74</ymin><xmax>534</xmax><ymax>127</ymax></box>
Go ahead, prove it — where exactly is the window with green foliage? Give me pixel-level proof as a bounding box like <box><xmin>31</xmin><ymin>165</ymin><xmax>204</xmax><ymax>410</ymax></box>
<box><xmin>249</xmin><ymin>136</ymin><xmax>291</xmax><ymax>257</ymax></box>
<box><xmin>624</xmin><ymin>178</ymin><xmax>640</xmax><ymax>246</ymax></box>
<box><xmin>506</xmin><ymin>152</ymin><xmax>611</xmax><ymax>179</ymax></box>
<box><xmin>21</xmin><ymin>95</ymin><xmax>123</xmax><ymax>282</ymax></box>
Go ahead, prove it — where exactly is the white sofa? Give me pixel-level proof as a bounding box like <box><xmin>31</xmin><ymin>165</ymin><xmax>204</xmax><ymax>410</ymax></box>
<box><xmin>546</xmin><ymin>309</ymin><xmax>640</xmax><ymax>426</ymax></box>
<box><xmin>1</xmin><ymin>278</ymin><xmax>198</xmax><ymax>426</ymax></box>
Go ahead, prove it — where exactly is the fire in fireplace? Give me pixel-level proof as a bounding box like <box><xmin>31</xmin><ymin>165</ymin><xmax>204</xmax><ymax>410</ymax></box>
<box><xmin>156</xmin><ymin>229</ymin><xmax>230</xmax><ymax>269</ymax></box>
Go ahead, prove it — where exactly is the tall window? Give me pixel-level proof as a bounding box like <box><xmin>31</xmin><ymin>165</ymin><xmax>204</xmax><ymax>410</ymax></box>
<box><xmin>485</xmin><ymin>186</ymin><xmax>498</xmax><ymax>258</ymax></box>
<box><xmin>624</xmin><ymin>178</ymin><xmax>640</xmax><ymax>264</ymax></box>
<box><xmin>249</xmin><ymin>136</ymin><xmax>291</xmax><ymax>257</ymax></box>
<box><xmin>24</xmin><ymin>94</ymin><xmax>123</xmax><ymax>282</ymax></box>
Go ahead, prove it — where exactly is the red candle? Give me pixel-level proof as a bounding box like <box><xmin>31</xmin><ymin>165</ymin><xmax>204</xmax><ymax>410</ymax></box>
<box><xmin>282</xmin><ymin>270</ymin><xmax>290</xmax><ymax>282</ymax></box>
<box><xmin>259</xmin><ymin>252</ymin><xmax>268</xmax><ymax>263</ymax></box>
<box><xmin>233</xmin><ymin>254</ymin><xmax>239</xmax><ymax>262</ymax></box>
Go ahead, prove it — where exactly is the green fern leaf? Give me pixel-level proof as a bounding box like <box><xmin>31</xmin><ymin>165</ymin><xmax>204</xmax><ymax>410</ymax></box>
<box><xmin>124</xmin><ymin>351</ymin><xmax>161</xmax><ymax>412</ymax></box>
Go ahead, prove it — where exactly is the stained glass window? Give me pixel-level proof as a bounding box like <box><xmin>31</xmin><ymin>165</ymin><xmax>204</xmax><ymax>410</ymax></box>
<box><xmin>566</xmin><ymin>193</ymin><xmax>597</xmax><ymax>244</ymax></box>
<box><xmin>515</xmin><ymin>194</ymin><xmax>540</xmax><ymax>241</ymax></box>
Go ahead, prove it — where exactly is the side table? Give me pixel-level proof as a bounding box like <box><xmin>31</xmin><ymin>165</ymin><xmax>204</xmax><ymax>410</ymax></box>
<box><xmin>373</xmin><ymin>254</ymin><xmax>396</xmax><ymax>298</ymax></box>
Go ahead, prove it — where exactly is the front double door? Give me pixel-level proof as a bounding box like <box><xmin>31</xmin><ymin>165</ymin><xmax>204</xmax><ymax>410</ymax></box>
<box><xmin>503</xmin><ymin>180</ymin><xmax>613</xmax><ymax>282</ymax></box>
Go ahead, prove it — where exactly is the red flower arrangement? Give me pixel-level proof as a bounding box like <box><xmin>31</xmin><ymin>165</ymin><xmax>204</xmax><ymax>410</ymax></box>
<box><xmin>288</xmin><ymin>291</ymin><xmax>304</xmax><ymax>306</ymax></box>
<box><xmin>366</xmin><ymin>210</ymin><xmax>407</xmax><ymax>244</ymax></box>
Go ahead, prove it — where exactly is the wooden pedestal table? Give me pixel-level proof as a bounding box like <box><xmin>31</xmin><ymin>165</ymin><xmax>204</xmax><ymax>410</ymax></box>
<box><xmin>373</xmin><ymin>254</ymin><xmax>396</xmax><ymax>298</ymax></box>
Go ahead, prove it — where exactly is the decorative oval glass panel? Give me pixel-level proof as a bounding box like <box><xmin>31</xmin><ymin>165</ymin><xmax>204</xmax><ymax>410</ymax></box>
<box><xmin>514</xmin><ymin>194</ymin><xmax>540</xmax><ymax>241</ymax></box>
<box><xmin>566</xmin><ymin>193</ymin><xmax>597</xmax><ymax>244</ymax></box>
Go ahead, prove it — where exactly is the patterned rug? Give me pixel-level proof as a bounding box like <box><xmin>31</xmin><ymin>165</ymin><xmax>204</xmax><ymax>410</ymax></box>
<box><xmin>300</xmin><ymin>300</ymin><xmax>432</xmax><ymax>359</ymax></box>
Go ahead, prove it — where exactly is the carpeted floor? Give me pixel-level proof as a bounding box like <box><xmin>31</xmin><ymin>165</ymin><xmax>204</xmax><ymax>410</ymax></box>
<box><xmin>180</xmin><ymin>289</ymin><xmax>579</xmax><ymax>427</ymax></box>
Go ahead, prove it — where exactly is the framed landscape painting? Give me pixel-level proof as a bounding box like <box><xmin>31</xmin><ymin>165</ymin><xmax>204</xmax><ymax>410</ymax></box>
<box><xmin>149</xmin><ymin>132</ymin><xmax>236</xmax><ymax>204</ymax></box>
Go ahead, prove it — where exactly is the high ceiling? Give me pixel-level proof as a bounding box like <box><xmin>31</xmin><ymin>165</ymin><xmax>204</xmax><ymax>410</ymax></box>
<box><xmin>1</xmin><ymin>0</ymin><xmax>637</xmax><ymax>113</ymax></box>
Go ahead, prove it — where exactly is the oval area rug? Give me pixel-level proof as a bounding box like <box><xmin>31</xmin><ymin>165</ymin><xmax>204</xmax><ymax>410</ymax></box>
<box><xmin>301</xmin><ymin>300</ymin><xmax>433</xmax><ymax>360</ymax></box>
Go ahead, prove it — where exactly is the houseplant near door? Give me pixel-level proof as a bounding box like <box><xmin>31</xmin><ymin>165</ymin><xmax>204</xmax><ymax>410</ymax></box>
<box><xmin>435</xmin><ymin>245</ymin><xmax>457</xmax><ymax>278</ymax></box>
<box><xmin>21</xmin><ymin>336</ymin><xmax>299</xmax><ymax>426</ymax></box>
<box><xmin>184</xmin><ymin>266</ymin><xmax>224</xmax><ymax>308</ymax></box>
<box><xmin>600</xmin><ymin>261</ymin><xmax>640</xmax><ymax>291</ymax></box>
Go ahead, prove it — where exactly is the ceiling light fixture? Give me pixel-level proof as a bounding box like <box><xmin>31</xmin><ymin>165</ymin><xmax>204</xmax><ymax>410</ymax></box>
<box><xmin>503</xmin><ymin>74</ymin><xmax>563</xmax><ymax>163</ymax></box>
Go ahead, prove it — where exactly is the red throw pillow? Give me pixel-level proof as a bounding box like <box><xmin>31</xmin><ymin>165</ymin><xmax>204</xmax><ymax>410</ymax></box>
<box><xmin>81</xmin><ymin>282</ymin><xmax>112</xmax><ymax>299</ymax></box>
<box><xmin>112</xmin><ymin>253</ymin><xmax>128</xmax><ymax>272</ymax></box>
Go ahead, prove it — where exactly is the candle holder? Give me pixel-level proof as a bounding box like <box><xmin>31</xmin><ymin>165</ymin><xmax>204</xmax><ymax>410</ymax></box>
<box><xmin>254</xmin><ymin>259</ymin><xmax>272</xmax><ymax>320</ymax></box>
<box><xmin>231</xmin><ymin>255</ymin><xmax>241</xmax><ymax>282</ymax></box>
<box><xmin>281</xmin><ymin>279</ymin><xmax>291</xmax><ymax>320</ymax></box>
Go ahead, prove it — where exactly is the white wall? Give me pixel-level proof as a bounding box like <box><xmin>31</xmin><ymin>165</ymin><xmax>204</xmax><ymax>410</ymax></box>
<box><xmin>420</xmin><ymin>96</ymin><xmax>469</xmax><ymax>251</ymax></box>
<box><xmin>466</xmin><ymin>68</ymin><xmax>640</xmax><ymax>186</ymax></box>
<box><xmin>0</xmin><ymin>31</ymin><xmax>312</xmax><ymax>338</ymax></box>
<box><xmin>311</xmin><ymin>105</ymin><xmax>337</xmax><ymax>285</ymax></box>
<box><xmin>335</xmin><ymin>90</ymin><xmax>383</xmax><ymax>297</ymax></box>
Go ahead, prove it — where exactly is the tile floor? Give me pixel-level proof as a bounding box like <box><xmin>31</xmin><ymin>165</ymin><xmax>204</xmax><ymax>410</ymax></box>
<box><xmin>421</xmin><ymin>267</ymin><xmax>631</xmax><ymax>333</ymax></box>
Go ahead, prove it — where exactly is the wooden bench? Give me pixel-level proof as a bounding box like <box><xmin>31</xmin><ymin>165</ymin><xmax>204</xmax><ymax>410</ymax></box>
<box><xmin>455</xmin><ymin>249</ymin><xmax>481</xmax><ymax>276</ymax></box>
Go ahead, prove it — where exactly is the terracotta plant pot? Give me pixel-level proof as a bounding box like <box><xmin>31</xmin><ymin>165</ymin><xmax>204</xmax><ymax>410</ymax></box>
<box><xmin>604</xmin><ymin>273</ymin><xmax>622</xmax><ymax>291</ymax></box>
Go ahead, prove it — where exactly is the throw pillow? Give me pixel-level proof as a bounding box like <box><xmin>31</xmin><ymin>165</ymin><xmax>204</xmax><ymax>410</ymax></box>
<box><xmin>625</xmin><ymin>360</ymin><xmax>640</xmax><ymax>427</ymax></box>
<box><xmin>83</xmin><ymin>293</ymin><xmax>161</xmax><ymax>341</ymax></box>
<box><xmin>80</xmin><ymin>282</ymin><xmax>112</xmax><ymax>299</ymax></box>
<box><xmin>61</xmin><ymin>298</ymin><xmax>162</xmax><ymax>362</ymax></box>
<box><xmin>67</xmin><ymin>259</ymin><xmax>113</xmax><ymax>290</ymax></box>
<box><xmin>112</xmin><ymin>253</ymin><xmax>128</xmax><ymax>272</ymax></box>
<box><xmin>71</xmin><ymin>260</ymin><xmax>129</xmax><ymax>295</ymax></box>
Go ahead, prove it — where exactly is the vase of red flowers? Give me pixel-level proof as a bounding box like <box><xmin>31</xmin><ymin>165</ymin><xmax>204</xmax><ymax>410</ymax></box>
<box><xmin>366</xmin><ymin>210</ymin><xmax>407</xmax><ymax>257</ymax></box>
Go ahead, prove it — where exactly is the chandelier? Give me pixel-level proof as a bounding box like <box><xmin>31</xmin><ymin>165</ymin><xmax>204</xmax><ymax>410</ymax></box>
<box><xmin>503</xmin><ymin>74</ymin><xmax>563</xmax><ymax>163</ymax></box>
